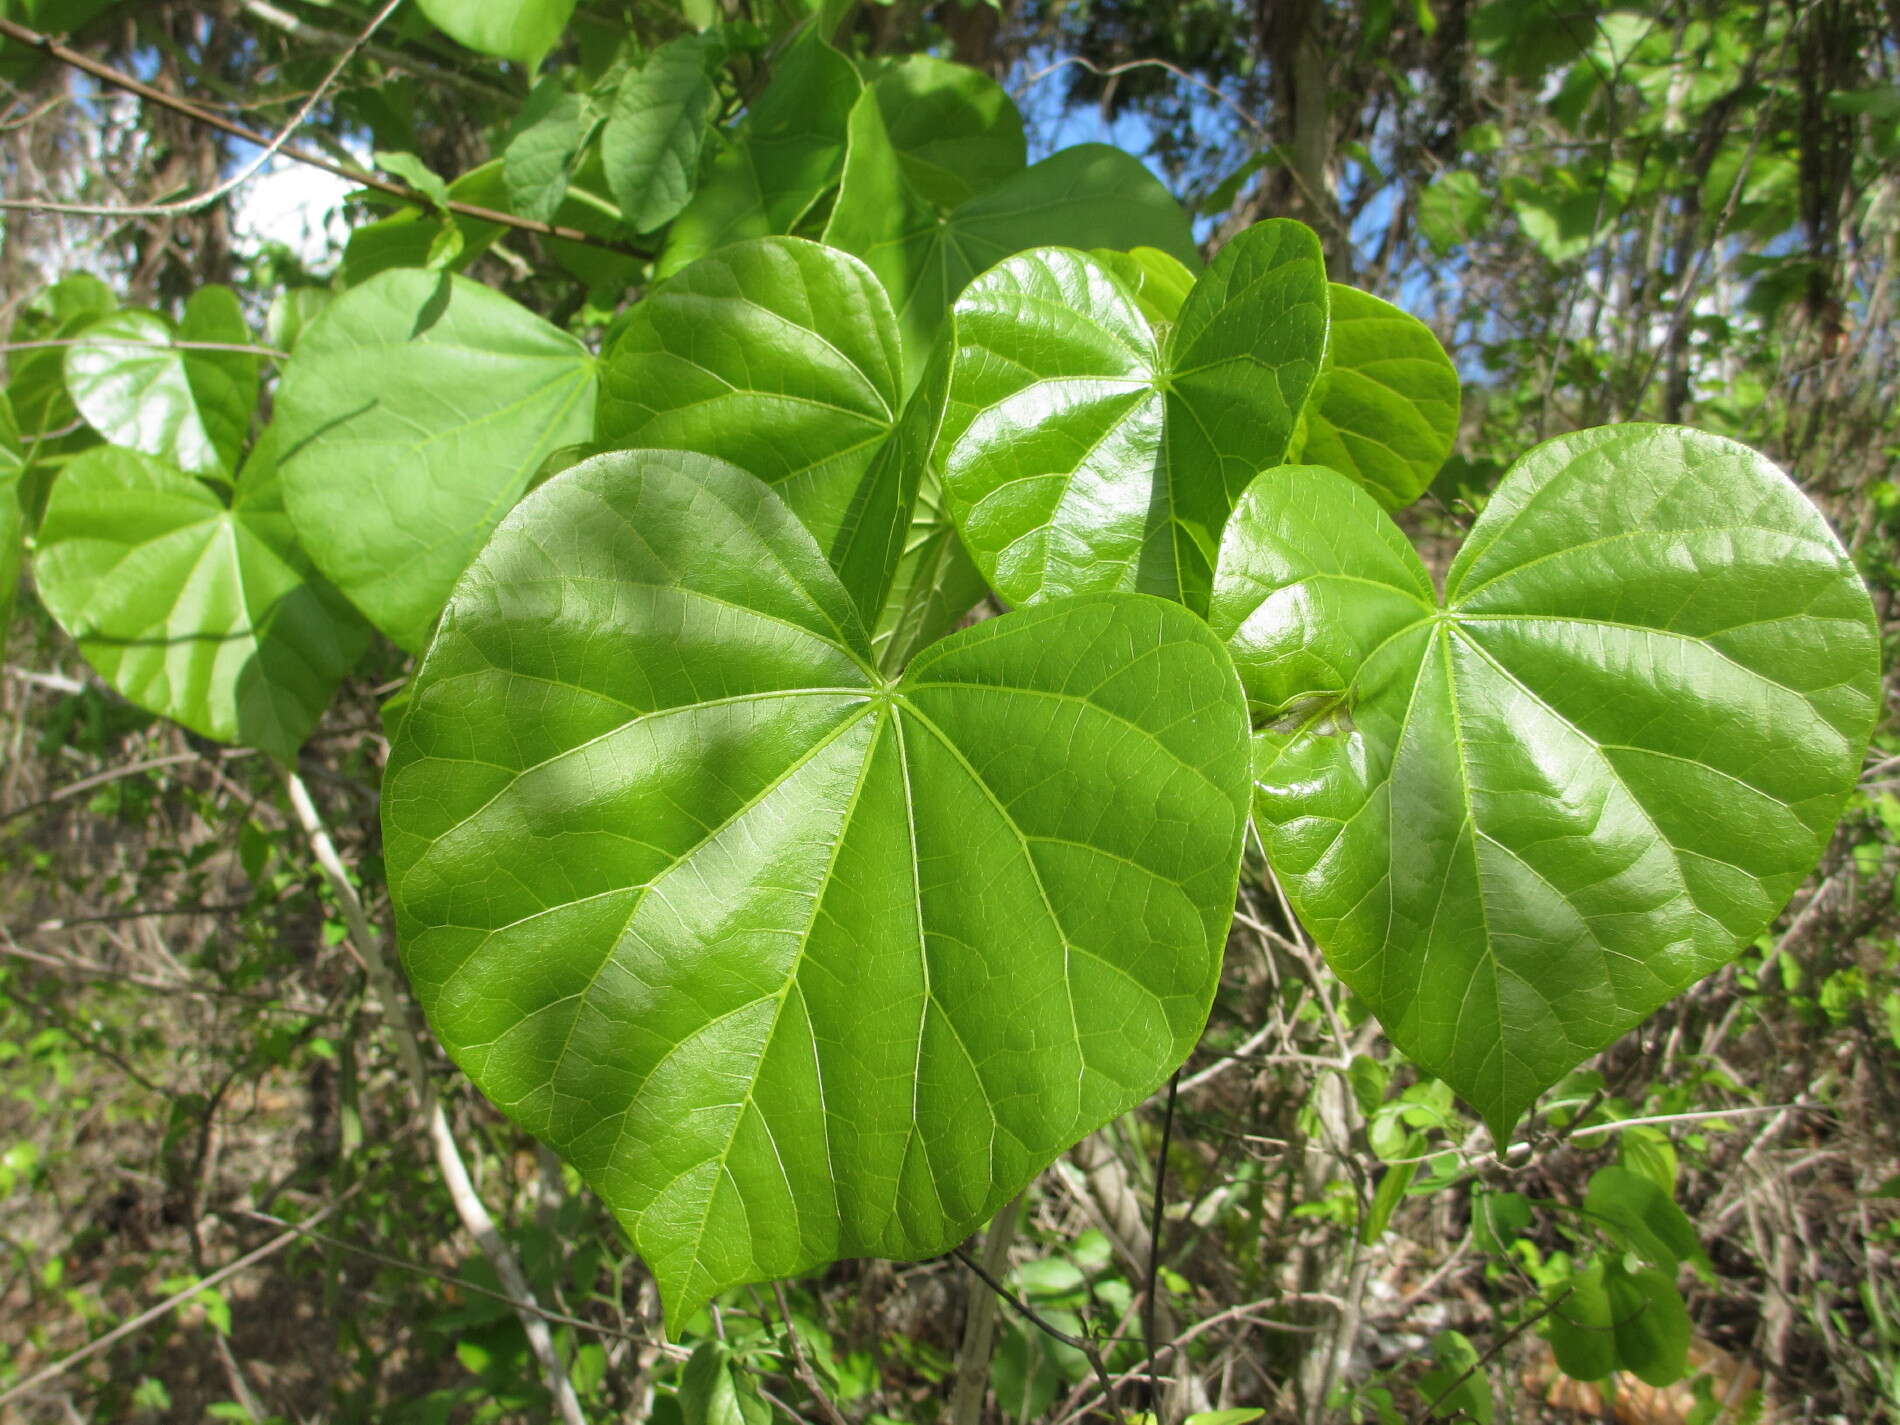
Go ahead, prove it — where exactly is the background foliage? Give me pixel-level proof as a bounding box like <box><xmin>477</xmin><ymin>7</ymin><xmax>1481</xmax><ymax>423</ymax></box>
<box><xmin>0</xmin><ymin>1</ymin><xmax>1896</xmax><ymax>1422</ymax></box>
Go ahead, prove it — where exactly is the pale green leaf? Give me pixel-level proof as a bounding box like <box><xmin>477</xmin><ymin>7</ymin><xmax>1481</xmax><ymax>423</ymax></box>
<box><xmin>64</xmin><ymin>288</ymin><xmax>257</xmax><ymax>477</ymax></box>
<box><xmin>275</xmin><ymin>269</ymin><xmax>598</xmax><ymax>653</ymax></box>
<box><xmin>1295</xmin><ymin>283</ymin><xmax>1459</xmax><ymax>508</ymax></box>
<box><xmin>384</xmin><ymin>450</ymin><xmax>1250</xmax><ymax>1324</ymax></box>
<box><xmin>504</xmin><ymin>77</ymin><xmax>594</xmax><ymax>223</ymax></box>
<box><xmin>416</xmin><ymin>0</ymin><xmax>576</xmax><ymax>66</ymax></box>
<box><xmin>34</xmin><ymin>444</ymin><xmax>370</xmax><ymax>761</ymax></box>
<box><xmin>1211</xmin><ymin>431</ymin><xmax>1880</xmax><ymax>1139</ymax></box>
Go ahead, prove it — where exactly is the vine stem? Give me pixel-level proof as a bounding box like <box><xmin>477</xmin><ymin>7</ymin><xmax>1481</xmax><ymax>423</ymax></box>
<box><xmin>285</xmin><ymin>770</ymin><xmax>589</xmax><ymax>1425</ymax></box>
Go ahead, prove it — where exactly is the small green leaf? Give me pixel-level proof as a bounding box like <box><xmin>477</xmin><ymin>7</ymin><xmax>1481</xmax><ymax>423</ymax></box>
<box><xmin>504</xmin><ymin>77</ymin><xmax>594</xmax><ymax>223</ymax></box>
<box><xmin>1295</xmin><ymin>283</ymin><xmax>1459</xmax><ymax>508</ymax></box>
<box><xmin>597</xmin><ymin>237</ymin><xmax>908</xmax><ymax>620</ymax></box>
<box><xmin>341</xmin><ymin>161</ymin><xmax>510</xmax><ymax>286</ymax></box>
<box><xmin>1212</xmin><ymin>431</ymin><xmax>1880</xmax><ymax>1139</ymax></box>
<box><xmin>0</xmin><ymin>393</ymin><xmax>23</xmax><ymax>654</ymax></box>
<box><xmin>375</xmin><ymin>150</ymin><xmax>453</xmax><ymax>211</ymax></box>
<box><xmin>1544</xmin><ymin>1258</ymin><xmax>1617</xmax><ymax>1382</ymax></box>
<box><xmin>1605</xmin><ymin>1260</ymin><xmax>1691</xmax><ymax>1387</ymax></box>
<box><xmin>1584</xmin><ymin>1166</ymin><xmax>1707</xmax><ymax>1276</ymax></box>
<box><xmin>384</xmin><ymin>451</ymin><xmax>1250</xmax><ymax>1325</ymax></box>
<box><xmin>1362</xmin><ymin>1156</ymin><xmax>1418</xmax><ymax>1244</ymax></box>
<box><xmin>938</xmin><ymin>221</ymin><xmax>1328</xmax><ymax>613</ymax></box>
<box><xmin>601</xmin><ymin>35</ymin><xmax>719</xmax><ymax>233</ymax></box>
<box><xmin>1416</xmin><ymin>171</ymin><xmax>1487</xmax><ymax>254</ymax></box>
<box><xmin>34</xmin><ymin>444</ymin><xmax>370</xmax><ymax>762</ymax></box>
<box><xmin>275</xmin><ymin>269</ymin><xmax>598</xmax><ymax>653</ymax></box>
<box><xmin>416</xmin><ymin>0</ymin><xmax>577</xmax><ymax>66</ymax></box>
<box><xmin>1417</xmin><ymin>1329</ymin><xmax>1491</xmax><ymax>1423</ymax></box>
<box><xmin>1471</xmin><ymin>1189</ymin><xmax>1531</xmax><ymax>1255</ymax></box>
<box><xmin>679</xmin><ymin>1342</ymin><xmax>772</xmax><ymax>1425</ymax></box>
<box><xmin>1618</xmin><ymin>1126</ymin><xmax>1679</xmax><ymax>1195</ymax></box>
<box><xmin>659</xmin><ymin>30</ymin><xmax>862</xmax><ymax>277</ymax></box>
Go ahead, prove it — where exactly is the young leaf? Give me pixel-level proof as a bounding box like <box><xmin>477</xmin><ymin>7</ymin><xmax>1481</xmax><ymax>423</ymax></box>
<box><xmin>601</xmin><ymin>35</ymin><xmax>719</xmax><ymax>234</ymax></box>
<box><xmin>1293</xmin><ymin>283</ymin><xmax>1459</xmax><ymax>508</ymax></box>
<box><xmin>937</xmin><ymin>221</ymin><xmax>1328</xmax><ymax>614</ymax></box>
<box><xmin>597</xmin><ymin>237</ymin><xmax>908</xmax><ymax>620</ymax></box>
<box><xmin>64</xmin><ymin>287</ymin><xmax>258</xmax><ymax>477</ymax></box>
<box><xmin>658</xmin><ymin>31</ymin><xmax>862</xmax><ymax>278</ymax></box>
<box><xmin>33</xmin><ymin>443</ymin><xmax>370</xmax><ymax>762</ymax></box>
<box><xmin>416</xmin><ymin>0</ymin><xmax>577</xmax><ymax>66</ymax></box>
<box><xmin>825</xmin><ymin>86</ymin><xmax>1197</xmax><ymax>383</ymax></box>
<box><xmin>1210</xmin><ymin>430</ymin><xmax>1880</xmax><ymax>1140</ymax></box>
<box><xmin>383</xmin><ymin>450</ymin><xmax>1250</xmax><ymax>1325</ymax></box>
<box><xmin>275</xmin><ymin>269</ymin><xmax>598</xmax><ymax>653</ymax></box>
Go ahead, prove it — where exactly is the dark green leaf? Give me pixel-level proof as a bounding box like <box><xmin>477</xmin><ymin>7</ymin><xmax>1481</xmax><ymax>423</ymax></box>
<box><xmin>1584</xmin><ymin>1166</ymin><xmax>1706</xmax><ymax>1275</ymax></box>
<box><xmin>34</xmin><ymin>444</ymin><xmax>370</xmax><ymax>762</ymax></box>
<box><xmin>868</xmin><ymin>55</ymin><xmax>1025</xmax><ymax>210</ymax></box>
<box><xmin>938</xmin><ymin>221</ymin><xmax>1328</xmax><ymax>613</ymax></box>
<box><xmin>1471</xmin><ymin>1189</ymin><xmax>1531</xmax><ymax>1255</ymax></box>
<box><xmin>1211</xmin><ymin>432</ymin><xmax>1880</xmax><ymax>1139</ymax></box>
<box><xmin>1605</xmin><ymin>1260</ymin><xmax>1691</xmax><ymax>1387</ymax></box>
<box><xmin>602</xmin><ymin>35</ymin><xmax>719</xmax><ymax>234</ymax></box>
<box><xmin>1417</xmin><ymin>1330</ymin><xmax>1491</xmax><ymax>1423</ymax></box>
<box><xmin>275</xmin><ymin>269</ymin><xmax>598</xmax><ymax>653</ymax></box>
<box><xmin>384</xmin><ymin>450</ymin><xmax>1250</xmax><ymax>1324</ymax></box>
<box><xmin>597</xmin><ymin>237</ymin><xmax>907</xmax><ymax>620</ymax></box>
<box><xmin>1295</xmin><ymin>283</ymin><xmax>1459</xmax><ymax>508</ymax></box>
<box><xmin>1545</xmin><ymin>1259</ymin><xmax>1617</xmax><ymax>1382</ymax></box>
<box><xmin>658</xmin><ymin>31</ymin><xmax>862</xmax><ymax>278</ymax></box>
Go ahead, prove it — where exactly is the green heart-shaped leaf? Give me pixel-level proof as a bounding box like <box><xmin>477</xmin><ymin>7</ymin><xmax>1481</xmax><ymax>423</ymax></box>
<box><xmin>275</xmin><ymin>269</ymin><xmax>598</xmax><ymax>653</ymax></box>
<box><xmin>597</xmin><ymin>237</ymin><xmax>909</xmax><ymax>620</ymax></box>
<box><xmin>34</xmin><ymin>443</ymin><xmax>371</xmax><ymax>762</ymax></box>
<box><xmin>824</xmin><ymin>85</ymin><xmax>1197</xmax><ymax>384</ymax></box>
<box><xmin>1293</xmin><ymin>282</ymin><xmax>1460</xmax><ymax>508</ymax></box>
<box><xmin>938</xmin><ymin>220</ymin><xmax>1329</xmax><ymax>613</ymax></box>
<box><xmin>1210</xmin><ymin>428</ymin><xmax>1879</xmax><ymax>1138</ymax></box>
<box><xmin>658</xmin><ymin>31</ymin><xmax>862</xmax><ymax>279</ymax></box>
<box><xmin>384</xmin><ymin>449</ymin><xmax>1250</xmax><ymax>1324</ymax></box>
<box><xmin>63</xmin><ymin>286</ymin><xmax>258</xmax><ymax>478</ymax></box>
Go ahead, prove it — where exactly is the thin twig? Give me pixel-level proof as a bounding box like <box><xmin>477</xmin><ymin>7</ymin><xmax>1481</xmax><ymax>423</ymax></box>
<box><xmin>1142</xmin><ymin>1072</ymin><xmax>1181</xmax><ymax>1415</ymax></box>
<box><xmin>1</xmin><ymin>0</ymin><xmax>405</xmax><ymax>219</ymax></box>
<box><xmin>284</xmin><ymin>771</ymin><xmax>591</xmax><ymax>1425</ymax></box>
<box><xmin>950</xmin><ymin>1242</ymin><xmax>1118</xmax><ymax>1407</ymax></box>
<box><xmin>771</xmin><ymin>1281</ymin><xmax>851</xmax><ymax>1425</ymax></box>
<box><xmin>0</xmin><ymin>337</ymin><xmax>289</xmax><ymax>360</ymax></box>
<box><xmin>0</xmin><ymin>15</ymin><xmax>646</xmax><ymax>257</ymax></box>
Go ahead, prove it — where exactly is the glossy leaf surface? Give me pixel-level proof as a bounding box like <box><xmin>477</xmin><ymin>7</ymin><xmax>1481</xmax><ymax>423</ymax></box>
<box><xmin>64</xmin><ymin>286</ymin><xmax>257</xmax><ymax>477</ymax></box>
<box><xmin>1294</xmin><ymin>283</ymin><xmax>1459</xmax><ymax>508</ymax></box>
<box><xmin>35</xmin><ymin>444</ymin><xmax>370</xmax><ymax>761</ymax></box>
<box><xmin>275</xmin><ymin>269</ymin><xmax>598</xmax><ymax>653</ymax></box>
<box><xmin>825</xmin><ymin>88</ymin><xmax>1197</xmax><ymax>382</ymax></box>
<box><xmin>938</xmin><ymin>221</ymin><xmax>1328</xmax><ymax>612</ymax></box>
<box><xmin>384</xmin><ymin>451</ymin><xmax>1250</xmax><ymax>1323</ymax></box>
<box><xmin>597</xmin><ymin>238</ymin><xmax>906</xmax><ymax>619</ymax></box>
<box><xmin>417</xmin><ymin>0</ymin><xmax>575</xmax><ymax>65</ymax></box>
<box><xmin>1211</xmin><ymin>429</ymin><xmax>1879</xmax><ymax>1137</ymax></box>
